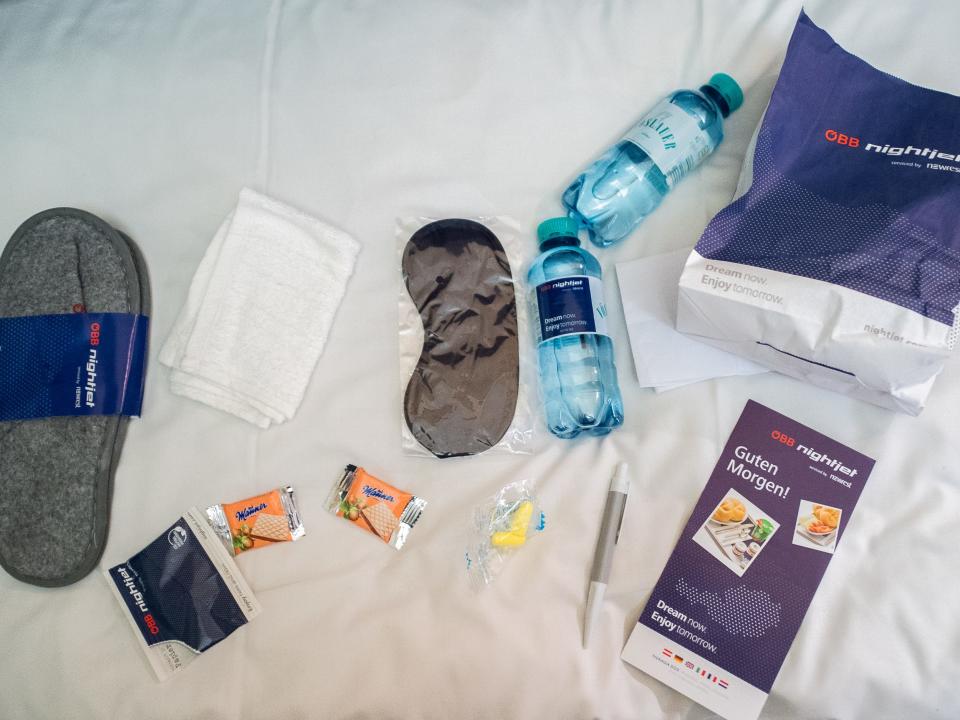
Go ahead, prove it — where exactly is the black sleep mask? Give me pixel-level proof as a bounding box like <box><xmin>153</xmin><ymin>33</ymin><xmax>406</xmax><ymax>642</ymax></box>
<box><xmin>401</xmin><ymin>219</ymin><xmax>519</xmax><ymax>458</ymax></box>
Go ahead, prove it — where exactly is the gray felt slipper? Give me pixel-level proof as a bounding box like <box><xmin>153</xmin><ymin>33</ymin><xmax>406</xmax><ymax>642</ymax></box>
<box><xmin>0</xmin><ymin>208</ymin><xmax>150</xmax><ymax>587</ymax></box>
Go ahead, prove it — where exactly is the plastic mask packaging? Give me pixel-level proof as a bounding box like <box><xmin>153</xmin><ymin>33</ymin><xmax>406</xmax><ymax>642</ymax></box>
<box><xmin>397</xmin><ymin>217</ymin><xmax>535</xmax><ymax>457</ymax></box>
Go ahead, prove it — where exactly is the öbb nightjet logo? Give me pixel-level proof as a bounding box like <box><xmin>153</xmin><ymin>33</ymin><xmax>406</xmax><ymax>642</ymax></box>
<box><xmin>823</xmin><ymin>128</ymin><xmax>960</xmax><ymax>163</ymax></box>
<box><xmin>84</xmin><ymin>321</ymin><xmax>101</xmax><ymax>408</ymax></box>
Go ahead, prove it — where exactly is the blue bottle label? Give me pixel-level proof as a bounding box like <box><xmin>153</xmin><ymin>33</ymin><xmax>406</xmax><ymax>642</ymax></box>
<box><xmin>534</xmin><ymin>275</ymin><xmax>609</xmax><ymax>343</ymax></box>
<box><xmin>622</xmin><ymin>98</ymin><xmax>710</xmax><ymax>186</ymax></box>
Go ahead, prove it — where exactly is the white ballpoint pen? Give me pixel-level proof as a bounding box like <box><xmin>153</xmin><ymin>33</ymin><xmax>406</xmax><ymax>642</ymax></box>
<box><xmin>583</xmin><ymin>462</ymin><xmax>630</xmax><ymax>649</ymax></box>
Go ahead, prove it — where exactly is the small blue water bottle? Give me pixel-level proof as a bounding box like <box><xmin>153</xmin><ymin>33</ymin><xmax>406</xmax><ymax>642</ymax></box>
<box><xmin>528</xmin><ymin>217</ymin><xmax>624</xmax><ymax>439</ymax></box>
<box><xmin>563</xmin><ymin>73</ymin><xmax>743</xmax><ymax>247</ymax></box>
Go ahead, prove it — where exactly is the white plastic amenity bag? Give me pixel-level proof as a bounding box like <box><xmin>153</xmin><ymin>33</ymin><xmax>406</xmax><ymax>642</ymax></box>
<box><xmin>677</xmin><ymin>13</ymin><xmax>960</xmax><ymax>415</ymax></box>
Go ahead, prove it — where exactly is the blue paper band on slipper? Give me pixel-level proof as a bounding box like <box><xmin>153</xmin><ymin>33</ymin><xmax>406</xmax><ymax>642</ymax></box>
<box><xmin>0</xmin><ymin>312</ymin><xmax>148</xmax><ymax>421</ymax></box>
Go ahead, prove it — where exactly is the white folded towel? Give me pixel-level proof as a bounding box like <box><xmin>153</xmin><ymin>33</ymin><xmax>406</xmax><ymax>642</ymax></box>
<box><xmin>159</xmin><ymin>188</ymin><xmax>360</xmax><ymax>428</ymax></box>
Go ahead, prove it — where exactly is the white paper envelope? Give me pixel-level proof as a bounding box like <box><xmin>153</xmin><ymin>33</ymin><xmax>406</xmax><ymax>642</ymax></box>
<box><xmin>616</xmin><ymin>249</ymin><xmax>767</xmax><ymax>391</ymax></box>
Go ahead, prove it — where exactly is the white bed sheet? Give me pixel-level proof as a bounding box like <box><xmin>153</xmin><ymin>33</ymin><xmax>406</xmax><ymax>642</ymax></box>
<box><xmin>1</xmin><ymin>1</ymin><xmax>959</xmax><ymax>718</ymax></box>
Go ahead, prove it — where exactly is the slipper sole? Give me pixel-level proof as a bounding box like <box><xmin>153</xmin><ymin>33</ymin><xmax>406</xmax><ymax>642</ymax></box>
<box><xmin>0</xmin><ymin>208</ymin><xmax>149</xmax><ymax>587</ymax></box>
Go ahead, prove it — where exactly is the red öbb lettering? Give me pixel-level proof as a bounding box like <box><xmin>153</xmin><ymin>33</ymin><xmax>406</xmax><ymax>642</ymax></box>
<box><xmin>144</xmin><ymin>613</ymin><xmax>160</xmax><ymax>635</ymax></box>
<box><xmin>771</xmin><ymin>429</ymin><xmax>795</xmax><ymax>447</ymax></box>
<box><xmin>824</xmin><ymin>129</ymin><xmax>860</xmax><ymax>148</ymax></box>
<box><xmin>90</xmin><ymin>322</ymin><xmax>101</xmax><ymax>346</ymax></box>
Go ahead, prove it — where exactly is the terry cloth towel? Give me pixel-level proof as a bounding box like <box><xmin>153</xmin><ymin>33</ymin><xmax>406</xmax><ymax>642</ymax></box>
<box><xmin>159</xmin><ymin>188</ymin><xmax>360</xmax><ymax>428</ymax></box>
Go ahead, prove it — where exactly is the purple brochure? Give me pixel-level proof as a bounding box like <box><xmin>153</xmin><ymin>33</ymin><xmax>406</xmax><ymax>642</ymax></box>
<box><xmin>622</xmin><ymin>400</ymin><xmax>875</xmax><ymax>720</ymax></box>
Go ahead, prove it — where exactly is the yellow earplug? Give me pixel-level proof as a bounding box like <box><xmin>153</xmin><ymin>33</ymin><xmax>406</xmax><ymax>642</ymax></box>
<box><xmin>491</xmin><ymin>501</ymin><xmax>534</xmax><ymax>547</ymax></box>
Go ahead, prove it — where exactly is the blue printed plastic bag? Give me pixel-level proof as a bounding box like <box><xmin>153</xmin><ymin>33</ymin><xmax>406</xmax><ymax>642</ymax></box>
<box><xmin>678</xmin><ymin>12</ymin><xmax>960</xmax><ymax>414</ymax></box>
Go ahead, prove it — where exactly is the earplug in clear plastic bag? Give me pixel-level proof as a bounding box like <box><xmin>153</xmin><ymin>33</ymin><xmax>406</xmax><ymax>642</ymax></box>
<box><xmin>464</xmin><ymin>479</ymin><xmax>545</xmax><ymax>589</ymax></box>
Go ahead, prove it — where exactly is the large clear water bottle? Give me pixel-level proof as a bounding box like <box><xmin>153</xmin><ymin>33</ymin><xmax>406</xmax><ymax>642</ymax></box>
<box><xmin>563</xmin><ymin>73</ymin><xmax>743</xmax><ymax>247</ymax></box>
<box><xmin>528</xmin><ymin>217</ymin><xmax>623</xmax><ymax>439</ymax></box>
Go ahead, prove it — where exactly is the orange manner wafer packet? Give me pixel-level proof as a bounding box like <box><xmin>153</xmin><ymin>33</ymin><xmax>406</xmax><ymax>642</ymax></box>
<box><xmin>206</xmin><ymin>486</ymin><xmax>305</xmax><ymax>555</ymax></box>
<box><xmin>327</xmin><ymin>465</ymin><xmax>427</xmax><ymax>550</ymax></box>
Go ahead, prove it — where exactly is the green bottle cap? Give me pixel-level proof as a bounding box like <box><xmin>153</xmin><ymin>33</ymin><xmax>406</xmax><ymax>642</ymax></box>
<box><xmin>708</xmin><ymin>73</ymin><xmax>743</xmax><ymax>115</ymax></box>
<box><xmin>537</xmin><ymin>217</ymin><xmax>580</xmax><ymax>244</ymax></box>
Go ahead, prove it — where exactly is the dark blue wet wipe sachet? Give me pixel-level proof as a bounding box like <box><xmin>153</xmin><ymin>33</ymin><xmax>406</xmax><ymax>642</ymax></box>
<box><xmin>105</xmin><ymin>509</ymin><xmax>261</xmax><ymax>681</ymax></box>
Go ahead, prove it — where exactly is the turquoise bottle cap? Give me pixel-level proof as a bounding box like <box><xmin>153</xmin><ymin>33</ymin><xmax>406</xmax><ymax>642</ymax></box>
<box><xmin>708</xmin><ymin>73</ymin><xmax>743</xmax><ymax>114</ymax></box>
<box><xmin>537</xmin><ymin>217</ymin><xmax>580</xmax><ymax>243</ymax></box>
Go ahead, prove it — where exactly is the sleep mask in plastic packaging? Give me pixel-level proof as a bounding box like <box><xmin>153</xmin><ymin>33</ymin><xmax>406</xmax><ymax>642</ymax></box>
<box><xmin>398</xmin><ymin>218</ymin><xmax>532</xmax><ymax>458</ymax></box>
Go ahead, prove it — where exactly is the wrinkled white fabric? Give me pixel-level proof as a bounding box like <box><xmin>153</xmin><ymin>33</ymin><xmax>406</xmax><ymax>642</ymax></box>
<box><xmin>159</xmin><ymin>188</ymin><xmax>360</xmax><ymax>428</ymax></box>
<box><xmin>1</xmin><ymin>2</ymin><xmax>959</xmax><ymax>719</ymax></box>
